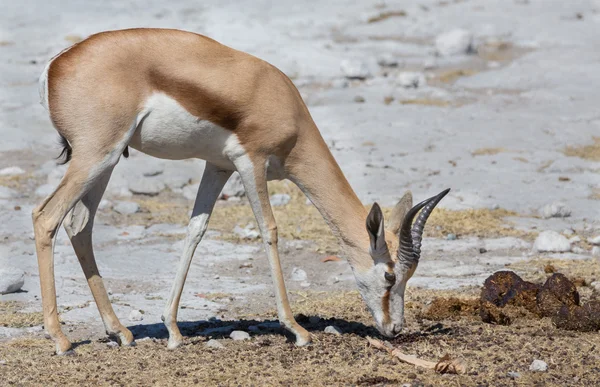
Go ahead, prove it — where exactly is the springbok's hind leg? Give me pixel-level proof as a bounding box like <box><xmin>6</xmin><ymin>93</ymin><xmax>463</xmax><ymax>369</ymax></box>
<box><xmin>162</xmin><ymin>163</ymin><xmax>233</xmax><ymax>349</ymax></box>
<box><xmin>33</xmin><ymin>157</ymin><xmax>121</xmax><ymax>355</ymax></box>
<box><xmin>63</xmin><ymin>169</ymin><xmax>134</xmax><ymax>347</ymax></box>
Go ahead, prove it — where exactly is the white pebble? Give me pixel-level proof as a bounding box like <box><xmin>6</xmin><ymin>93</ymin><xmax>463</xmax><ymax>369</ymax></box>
<box><xmin>0</xmin><ymin>267</ymin><xmax>25</xmax><ymax>294</ymax></box>
<box><xmin>205</xmin><ymin>339</ymin><xmax>225</xmax><ymax>349</ymax></box>
<box><xmin>397</xmin><ymin>72</ymin><xmax>426</xmax><ymax>88</ymax></box>
<box><xmin>128</xmin><ymin>309</ymin><xmax>143</xmax><ymax>322</ymax></box>
<box><xmin>529</xmin><ymin>359</ymin><xmax>548</xmax><ymax>372</ymax></box>
<box><xmin>324</xmin><ymin>325</ymin><xmax>342</xmax><ymax>335</ymax></box>
<box><xmin>540</xmin><ymin>202</ymin><xmax>571</xmax><ymax>219</ymax></box>
<box><xmin>229</xmin><ymin>330</ymin><xmax>250</xmax><ymax>341</ymax></box>
<box><xmin>113</xmin><ymin>201</ymin><xmax>140</xmax><ymax>215</ymax></box>
<box><xmin>270</xmin><ymin>193</ymin><xmax>291</xmax><ymax>206</ymax></box>
<box><xmin>532</xmin><ymin>231</ymin><xmax>571</xmax><ymax>253</ymax></box>
<box><xmin>0</xmin><ymin>166</ymin><xmax>25</xmax><ymax>176</ymax></box>
<box><xmin>340</xmin><ymin>59</ymin><xmax>371</xmax><ymax>80</ymax></box>
<box><xmin>587</xmin><ymin>235</ymin><xmax>600</xmax><ymax>245</ymax></box>
<box><xmin>435</xmin><ymin>28</ymin><xmax>474</xmax><ymax>56</ymax></box>
<box><xmin>592</xmin><ymin>246</ymin><xmax>600</xmax><ymax>256</ymax></box>
<box><xmin>290</xmin><ymin>267</ymin><xmax>308</xmax><ymax>282</ymax></box>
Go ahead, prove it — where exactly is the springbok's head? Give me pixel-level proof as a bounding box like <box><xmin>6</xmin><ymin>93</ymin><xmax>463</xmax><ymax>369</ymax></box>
<box><xmin>352</xmin><ymin>188</ymin><xmax>450</xmax><ymax>337</ymax></box>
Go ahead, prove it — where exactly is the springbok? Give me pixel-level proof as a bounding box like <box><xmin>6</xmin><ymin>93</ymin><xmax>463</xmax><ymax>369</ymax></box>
<box><xmin>34</xmin><ymin>28</ymin><xmax>449</xmax><ymax>355</ymax></box>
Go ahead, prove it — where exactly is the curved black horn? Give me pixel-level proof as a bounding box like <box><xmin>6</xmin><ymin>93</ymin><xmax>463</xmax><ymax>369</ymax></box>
<box><xmin>411</xmin><ymin>188</ymin><xmax>451</xmax><ymax>259</ymax></box>
<box><xmin>397</xmin><ymin>197</ymin><xmax>431</xmax><ymax>263</ymax></box>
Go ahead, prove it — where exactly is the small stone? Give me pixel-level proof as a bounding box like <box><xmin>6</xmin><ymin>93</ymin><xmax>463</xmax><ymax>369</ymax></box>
<box><xmin>128</xmin><ymin>309</ymin><xmax>143</xmax><ymax>322</ymax></box>
<box><xmin>507</xmin><ymin>371</ymin><xmax>521</xmax><ymax>378</ymax></box>
<box><xmin>479</xmin><ymin>248</ymin><xmax>487</xmax><ymax>254</ymax></box>
<box><xmin>572</xmin><ymin>246</ymin><xmax>585</xmax><ymax>254</ymax></box>
<box><xmin>377</xmin><ymin>54</ymin><xmax>400</xmax><ymax>67</ymax></box>
<box><xmin>331</xmin><ymin>78</ymin><xmax>349</xmax><ymax>88</ymax></box>
<box><xmin>128</xmin><ymin>178</ymin><xmax>165</xmax><ymax>196</ymax></box>
<box><xmin>435</xmin><ymin>28</ymin><xmax>474</xmax><ymax>56</ymax></box>
<box><xmin>446</xmin><ymin>233</ymin><xmax>457</xmax><ymax>241</ymax></box>
<box><xmin>233</xmin><ymin>225</ymin><xmax>260</xmax><ymax>240</ymax></box>
<box><xmin>569</xmin><ymin>236</ymin><xmax>581</xmax><ymax>243</ymax></box>
<box><xmin>0</xmin><ymin>267</ymin><xmax>25</xmax><ymax>294</ymax></box>
<box><xmin>205</xmin><ymin>339</ymin><xmax>225</xmax><ymax>349</ymax></box>
<box><xmin>397</xmin><ymin>72</ymin><xmax>426</xmax><ymax>88</ymax></box>
<box><xmin>324</xmin><ymin>325</ymin><xmax>342</xmax><ymax>335</ymax></box>
<box><xmin>229</xmin><ymin>330</ymin><xmax>250</xmax><ymax>341</ymax></box>
<box><xmin>423</xmin><ymin>58</ymin><xmax>437</xmax><ymax>70</ymax></box>
<box><xmin>113</xmin><ymin>201</ymin><xmax>139</xmax><ymax>215</ymax></box>
<box><xmin>529</xmin><ymin>359</ymin><xmax>548</xmax><ymax>372</ymax></box>
<box><xmin>290</xmin><ymin>267</ymin><xmax>308</xmax><ymax>282</ymax></box>
<box><xmin>0</xmin><ymin>360</ymin><xmax>6</xmax><ymax>365</ymax></box>
<box><xmin>270</xmin><ymin>193</ymin><xmax>291</xmax><ymax>206</ymax></box>
<box><xmin>106</xmin><ymin>341</ymin><xmax>119</xmax><ymax>348</ymax></box>
<box><xmin>0</xmin><ymin>166</ymin><xmax>25</xmax><ymax>176</ymax></box>
<box><xmin>533</xmin><ymin>231</ymin><xmax>571</xmax><ymax>253</ymax></box>
<box><xmin>340</xmin><ymin>59</ymin><xmax>371</xmax><ymax>80</ymax></box>
<box><xmin>300</xmin><ymin>281</ymin><xmax>311</xmax><ymax>288</ymax></box>
<box><xmin>592</xmin><ymin>246</ymin><xmax>600</xmax><ymax>256</ymax></box>
<box><xmin>98</xmin><ymin>200</ymin><xmax>112</xmax><ymax>210</ymax></box>
<box><xmin>491</xmin><ymin>203</ymin><xmax>500</xmax><ymax>210</ymax></box>
<box><xmin>587</xmin><ymin>236</ymin><xmax>600</xmax><ymax>245</ymax></box>
<box><xmin>353</xmin><ymin>95</ymin><xmax>365</xmax><ymax>103</ymax></box>
<box><xmin>214</xmin><ymin>275</ymin><xmax>220</xmax><ymax>280</ymax></box>
<box><xmin>540</xmin><ymin>202</ymin><xmax>571</xmax><ymax>219</ymax></box>
<box><xmin>563</xmin><ymin>228</ymin><xmax>574</xmax><ymax>236</ymax></box>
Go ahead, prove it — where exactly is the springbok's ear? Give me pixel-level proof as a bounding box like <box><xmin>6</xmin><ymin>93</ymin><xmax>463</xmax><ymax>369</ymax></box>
<box><xmin>366</xmin><ymin>203</ymin><xmax>388</xmax><ymax>256</ymax></box>
<box><xmin>387</xmin><ymin>191</ymin><xmax>413</xmax><ymax>236</ymax></box>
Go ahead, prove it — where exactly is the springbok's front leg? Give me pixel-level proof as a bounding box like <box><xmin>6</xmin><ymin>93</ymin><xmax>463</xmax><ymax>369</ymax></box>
<box><xmin>162</xmin><ymin>163</ymin><xmax>233</xmax><ymax>349</ymax></box>
<box><xmin>232</xmin><ymin>153</ymin><xmax>311</xmax><ymax>346</ymax></box>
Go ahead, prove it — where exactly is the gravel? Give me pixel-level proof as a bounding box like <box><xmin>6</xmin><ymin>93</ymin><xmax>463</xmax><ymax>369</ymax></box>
<box><xmin>435</xmin><ymin>28</ymin><xmax>474</xmax><ymax>56</ymax></box>
<box><xmin>540</xmin><ymin>202</ymin><xmax>571</xmax><ymax>219</ymax></box>
<box><xmin>529</xmin><ymin>359</ymin><xmax>548</xmax><ymax>372</ymax></box>
<box><xmin>340</xmin><ymin>59</ymin><xmax>371</xmax><ymax>80</ymax></box>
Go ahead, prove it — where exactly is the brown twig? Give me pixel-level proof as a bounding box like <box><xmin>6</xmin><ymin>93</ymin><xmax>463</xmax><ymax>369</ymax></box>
<box><xmin>366</xmin><ymin>337</ymin><xmax>467</xmax><ymax>375</ymax></box>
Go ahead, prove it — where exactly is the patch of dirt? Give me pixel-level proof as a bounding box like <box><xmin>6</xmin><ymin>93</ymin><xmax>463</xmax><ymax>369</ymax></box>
<box><xmin>366</xmin><ymin>10</ymin><xmax>407</xmax><ymax>23</ymax></box>
<box><xmin>0</xmin><ymin>302</ymin><xmax>44</xmax><ymax>328</ymax></box>
<box><xmin>471</xmin><ymin>147</ymin><xmax>506</xmax><ymax>156</ymax></box>
<box><xmin>2</xmin><ymin>288</ymin><xmax>599</xmax><ymax>386</ymax></box>
<box><xmin>420</xmin><ymin>297</ymin><xmax>479</xmax><ymax>321</ymax></box>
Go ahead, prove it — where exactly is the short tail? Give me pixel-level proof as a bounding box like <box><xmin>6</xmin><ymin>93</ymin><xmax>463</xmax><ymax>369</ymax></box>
<box><xmin>55</xmin><ymin>135</ymin><xmax>129</xmax><ymax>165</ymax></box>
<box><xmin>56</xmin><ymin>135</ymin><xmax>72</xmax><ymax>165</ymax></box>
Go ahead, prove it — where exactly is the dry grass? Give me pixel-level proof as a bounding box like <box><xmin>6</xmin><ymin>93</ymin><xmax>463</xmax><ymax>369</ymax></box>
<box><xmin>367</xmin><ymin>10</ymin><xmax>407</xmax><ymax>23</ymax></box>
<box><xmin>506</xmin><ymin>258</ymin><xmax>600</xmax><ymax>286</ymax></box>
<box><xmin>399</xmin><ymin>98</ymin><xmax>450</xmax><ymax>107</ymax></box>
<box><xmin>434</xmin><ymin>69</ymin><xmax>478</xmax><ymax>84</ymax></box>
<box><xmin>398</xmin><ymin>207</ymin><xmax>528</xmax><ymax>239</ymax></box>
<box><xmin>0</xmin><ymin>302</ymin><xmax>44</xmax><ymax>328</ymax></box>
<box><xmin>0</xmin><ymin>173</ymin><xmax>31</xmax><ymax>189</ymax></box>
<box><xmin>124</xmin><ymin>181</ymin><xmax>526</xmax><ymax>252</ymax></box>
<box><xmin>471</xmin><ymin>147</ymin><xmax>506</xmax><ymax>156</ymax></box>
<box><xmin>564</xmin><ymin>137</ymin><xmax>600</xmax><ymax>161</ymax></box>
<box><xmin>2</xmin><ymin>286</ymin><xmax>599</xmax><ymax>386</ymax></box>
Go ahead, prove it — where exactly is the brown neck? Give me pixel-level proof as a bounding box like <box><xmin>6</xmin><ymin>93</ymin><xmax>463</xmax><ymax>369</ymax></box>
<box><xmin>286</xmin><ymin>122</ymin><xmax>371</xmax><ymax>270</ymax></box>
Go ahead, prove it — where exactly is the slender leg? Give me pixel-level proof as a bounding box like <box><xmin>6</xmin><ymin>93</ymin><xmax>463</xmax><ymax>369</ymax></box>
<box><xmin>63</xmin><ymin>169</ymin><xmax>134</xmax><ymax>346</ymax></box>
<box><xmin>32</xmin><ymin>158</ymin><xmax>118</xmax><ymax>354</ymax></box>
<box><xmin>232</xmin><ymin>154</ymin><xmax>311</xmax><ymax>346</ymax></box>
<box><xmin>162</xmin><ymin>163</ymin><xmax>232</xmax><ymax>349</ymax></box>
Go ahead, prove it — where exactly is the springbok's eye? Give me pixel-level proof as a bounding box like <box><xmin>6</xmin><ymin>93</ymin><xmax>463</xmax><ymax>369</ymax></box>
<box><xmin>384</xmin><ymin>272</ymin><xmax>396</xmax><ymax>283</ymax></box>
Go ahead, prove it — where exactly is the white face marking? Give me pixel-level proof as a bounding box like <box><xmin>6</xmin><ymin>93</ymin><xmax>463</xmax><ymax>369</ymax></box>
<box><xmin>353</xmin><ymin>255</ymin><xmax>416</xmax><ymax>338</ymax></box>
<box><xmin>129</xmin><ymin>93</ymin><xmax>236</xmax><ymax>170</ymax></box>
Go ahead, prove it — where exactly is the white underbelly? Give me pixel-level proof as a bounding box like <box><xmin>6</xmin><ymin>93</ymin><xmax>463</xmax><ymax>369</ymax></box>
<box><xmin>129</xmin><ymin>93</ymin><xmax>236</xmax><ymax>169</ymax></box>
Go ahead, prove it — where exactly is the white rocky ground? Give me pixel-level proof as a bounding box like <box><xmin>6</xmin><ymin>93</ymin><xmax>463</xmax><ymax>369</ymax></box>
<box><xmin>1</xmin><ymin>0</ymin><xmax>600</xmax><ymax>341</ymax></box>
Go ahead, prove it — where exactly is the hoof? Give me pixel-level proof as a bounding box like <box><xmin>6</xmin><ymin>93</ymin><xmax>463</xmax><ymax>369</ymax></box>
<box><xmin>108</xmin><ymin>329</ymin><xmax>135</xmax><ymax>347</ymax></box>
<box><xmin>167</xmin><ymin>337</ymin><xmax>183</xmax><ymax>350</ymax></box>
<box><xmin>295</xmin><ymin>333</ymin><xmax>312</xmax><ymax>347</ymax></box>
<box><xmin>56</xmin><ymin>348</ymin><xmax>76</xmax><ymax>356</ymax></box>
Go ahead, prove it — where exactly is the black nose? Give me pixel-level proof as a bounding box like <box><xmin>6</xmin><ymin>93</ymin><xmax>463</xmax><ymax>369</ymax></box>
<box><xmin>392</xmin><ymin>324</ymin><xmax>403</xmax><ymax>336</ymax></box>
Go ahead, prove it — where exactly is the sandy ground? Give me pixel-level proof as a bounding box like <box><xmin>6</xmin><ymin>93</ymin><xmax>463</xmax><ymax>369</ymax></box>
<box><xmin>1</xmin><ymin>0</ymin><xmax>600</xmax><ymax>385</ymax></box>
